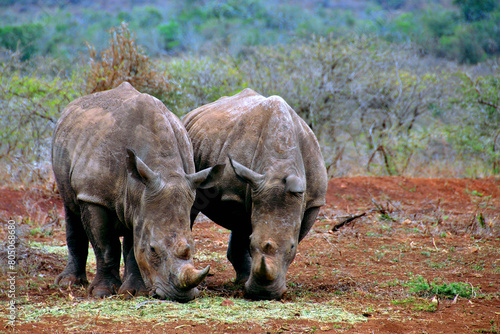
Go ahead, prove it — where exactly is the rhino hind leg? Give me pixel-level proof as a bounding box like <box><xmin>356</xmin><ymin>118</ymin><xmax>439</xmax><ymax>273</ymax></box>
<box><xmin>80</xmin><ymin>202</ymin><xmax>122</xmax><ymax>298</ymax></box>
<box><xmin>227</xmin><ymin>230</ymin><xmax>252</xmax><ymax>284</ymax></box>
<box><xmin>118</xmin><ymin>234</ymin><xmax>147</xmax><ymax>298</ymax></box>
<box><xmin>56</xmin><ymin>205</ymin><xmax>89</xmax><ymax>288</ymax></box>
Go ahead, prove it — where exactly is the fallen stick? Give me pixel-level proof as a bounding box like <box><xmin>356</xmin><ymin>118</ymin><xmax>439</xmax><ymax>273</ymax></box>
<box><xmin>332</xmin><ymin>212</ymin><xmax>366</xmax><ymax>232</ymax></box>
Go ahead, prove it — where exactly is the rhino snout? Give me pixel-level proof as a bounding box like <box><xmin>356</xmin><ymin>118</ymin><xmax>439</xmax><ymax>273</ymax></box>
<box><xmin>244</xmin><ymin>276</ymin><xmax>287</xmax><ymax>300</ymax></box>
<box><xmin>147</xmin><ymin>263</ymin><xmax>209</xmax><ymax>302</ymax></box>
<box><xmin>243</xmin><ymin>255</ymin><xmax>286</xmax><ymax>300</ymax></box>
<box><xmin>149</xmin><ymin>285</ymin><xmax>199</xmax><ymax>303</ymax></box>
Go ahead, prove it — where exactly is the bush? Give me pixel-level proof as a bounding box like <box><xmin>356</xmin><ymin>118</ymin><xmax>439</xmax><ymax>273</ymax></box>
<box><xmin>136</xmin><ymin>6</ymin><xmax>163</xmax><ymax>28</ymax></box>
<box><xmin>0</xmin><ymin>55</ymin><xmax>80</xmax><ymax>162</ymax></box>
<box><xmin>448</xmin><ymin>73</ymin><xmax>500</xmax><ymax>174</ymax></box>
<box><xmin>406</xmin><ymin>275</ymin><xmax>475</xmax><ymax>299</ymax></box>
<box><xmin>380</xmin><ymin>3</ymin><xmax>500</xmax><ymax>64</ymax></box>
<box><xmin>453</xmin><ymin>0</ymin><xmax>498</xmax><ymax>22</ymax></box>
<box><xmin>163</xmin><ymin>54</ymin><xmax>245</xmax><ymax>116</ymax></box>
<box><xmin>158</xmin><ymin>21</ymin><xmax>181</xmax><ymax>51</ymax></box>
<box><xmin>84</xmin><ymin>22</ymin><xmax>171</xmax><ymax>103</ymax></box>
<box><xmin>0</xmin><ymin>23</ymin><xmax>43</xmax><ymax>60</ymax></box>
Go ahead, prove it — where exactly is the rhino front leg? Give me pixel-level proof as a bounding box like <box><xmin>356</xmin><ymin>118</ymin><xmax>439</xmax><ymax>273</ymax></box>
<box><xmin>119</xmin><ymin>233</ymin><xmax>147</xmax><ymax>298</ymax></box>
<box><xmin>227</xmin><ymin>230</ymin><xmax>252</xmax><ymax>284</ymax></box>
<box><xmin>56</xmin><ymin>205</ymin><xmax>89</xmax><ymax>288</ymax></box>
<box><xmin>80</xmin><ymin>202</ymin><xmax>122</xmax><ymax>298</ymax></box>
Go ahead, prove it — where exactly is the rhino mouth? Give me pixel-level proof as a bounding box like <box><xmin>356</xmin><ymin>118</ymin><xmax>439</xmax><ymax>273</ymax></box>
<box><xmin>244</xmin><ymin>278</ymin><xmax>287</xmax><ymax>300</ymax></box>
<box><xmin>144</xmin><ymin>264</ymin><xmax>209</xmax><ymax>302</ymax></box>
<box><xmin>149</xmin><ymin>282</ymin><xmax>198</xmax><ymax>303</ymax></box>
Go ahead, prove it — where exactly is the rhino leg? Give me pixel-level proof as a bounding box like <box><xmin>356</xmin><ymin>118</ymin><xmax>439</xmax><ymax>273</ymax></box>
<box><xmin>298</xmin><ymin>207</ymin><xmax>321</xmax><ymax>242</ymax></box>
<box><xmin>56</xmin><ymin>205</ymin><xmax>89</xmax><ymax>288</ymax></box>
<box><xmin>80</xmin><ymin>202</ymin><xmax>122</xmax><ymax>298</ymax></box>
<box><xmin>118</xmin><ymin>234</ymin><xmax>147</xmax><ymax>298</ymax></box>
<box><xmin>227</xmin><ymin>230</ymin><xmax>252</xmax><ymax>284</ymax></box>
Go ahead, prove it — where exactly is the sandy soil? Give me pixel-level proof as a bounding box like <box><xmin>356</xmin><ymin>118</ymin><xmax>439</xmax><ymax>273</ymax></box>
<box><xmin>0</xmin><ymin>176</ymin><xmax>499</xmax><ymax>333</ymax></box>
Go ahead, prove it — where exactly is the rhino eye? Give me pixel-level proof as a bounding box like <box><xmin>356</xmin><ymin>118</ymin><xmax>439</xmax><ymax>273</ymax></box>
<box><xmin>150</xmin><ymin>245</ymin><xmax>160</xmax><ymax>258</ymax></box>
<box><xmin>149</xmin><ymin>246</ymin><xmax>161</xmax><ymax>266</ymax></box>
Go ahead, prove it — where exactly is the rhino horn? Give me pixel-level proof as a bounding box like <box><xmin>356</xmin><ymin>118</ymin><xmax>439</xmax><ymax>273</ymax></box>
<box><xmin>228</xmin><ymin>155</ymin><xmax>264</xmax><ymax>188</ymax></box>
<box><xmin>178</xmin><ymin>264</ymin><xmax>210</xmax><ymax>290</ymax></box>
<box><xmin>255</xmin><ymin>256</ymin><xmax>276</xmax><ymax>282</ymax></box>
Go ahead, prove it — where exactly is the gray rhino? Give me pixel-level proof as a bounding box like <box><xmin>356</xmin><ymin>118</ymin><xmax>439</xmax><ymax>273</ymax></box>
<box><xmin>183</xmin><ymin>88</ymin><xmax>327</xmax><ymax>300</ymax></box>
<box><xmin>52</xmin><ymin>82</ymin><xmax>223</xmax><ymax>302</ymax></box>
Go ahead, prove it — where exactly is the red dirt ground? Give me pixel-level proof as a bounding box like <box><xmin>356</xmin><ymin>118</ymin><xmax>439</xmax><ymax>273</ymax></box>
<box><xmin>1</xmin><ymin>176</ymin><xmax>499</xmax><ymax>333</ymax></box>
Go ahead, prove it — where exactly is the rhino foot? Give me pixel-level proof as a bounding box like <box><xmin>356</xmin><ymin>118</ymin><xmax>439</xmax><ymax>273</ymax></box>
<box><xmin>88</xmin><ymin>275</ymin><xmax>121</xmax><ymax>298</ymax></box>
<box><xmin>55</xmin><ymin>271</ymin><xmax>89</xmax><ymax>288</ymax></box>
<box><xmin>234</xmin><ymin>273</ymin><xmax>250</xmax><ymax>285</ymax></box>
<box><xmin>118</xmin><ymin>275</ymin><xmax>148</xmax><ymax>299</ymax></box>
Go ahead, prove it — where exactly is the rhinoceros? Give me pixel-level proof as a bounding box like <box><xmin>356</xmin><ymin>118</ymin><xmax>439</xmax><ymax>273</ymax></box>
<box><xmin>52</xmin><ymin>82</ymin><xmax>223</xmax><ymax>302</ymax></box>
<box><xmin>183</xmin><ymin>88</ymin><xmax>327</xmax><ymax>300</ymax></box>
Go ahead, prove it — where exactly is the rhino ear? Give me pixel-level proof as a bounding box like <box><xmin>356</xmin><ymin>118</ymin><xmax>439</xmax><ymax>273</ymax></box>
<box><xmin>285</xmin><ymin>175</ymin><xmax>306</xmax><ymax>194</ymax></box>
<box><xmin>126</xmin><ymin>148</ymin><xmax>158</xmax><ymax>186</ymax></box>
<box><xmin>228</xmin><ymin>155</ymin><xmax>264</xmax><ymax>189</ymax></box>
<box><xmin>187</xmin><ymin>164</ymin><xmax>225</xmax><ymax>189</ymax></box>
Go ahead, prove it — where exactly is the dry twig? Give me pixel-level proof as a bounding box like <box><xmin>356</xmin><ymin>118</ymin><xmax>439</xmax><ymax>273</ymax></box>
<box><xmin>332</xmin><ymin>212</ymin><xmax>366</xmax><ymax>232</ymax></box>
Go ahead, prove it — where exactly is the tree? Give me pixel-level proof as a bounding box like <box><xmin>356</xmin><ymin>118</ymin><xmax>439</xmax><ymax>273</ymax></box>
<box><xmin>453</xmin><ymin>0</ymin><xmax>498</xmax><ymax>22</ymax></box>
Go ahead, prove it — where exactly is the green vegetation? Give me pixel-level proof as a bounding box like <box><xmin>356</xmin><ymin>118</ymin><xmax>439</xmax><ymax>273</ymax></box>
<box><xmin>1</xmin><ymin>0</ymin><xmax>499</xmax><ymax>63</ymax></box>
<box><xmin>0</xmin><ymin>57</ymin><xmax>80</xmax><ymax>163</ymax></box>
<box><xmin>405</xmin><ymin>275</ymin><xmax>476</xmax><ymax>299</ymax></box>
<box><xmin>391</xmin><ymin>297</ymin><xmax>438</xmax><ymax>312</ymax></box>
<box><xmin>0</xmin><ymin>23</ymin><xmax>43</xmax><ymax>61</ymax></box>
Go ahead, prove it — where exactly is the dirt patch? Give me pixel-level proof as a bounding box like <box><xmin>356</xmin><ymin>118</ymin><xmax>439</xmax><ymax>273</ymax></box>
<box><xmin>1</xmin><ymin>177</ymin><xmax>499</xmax><ymax>333</ymax></box>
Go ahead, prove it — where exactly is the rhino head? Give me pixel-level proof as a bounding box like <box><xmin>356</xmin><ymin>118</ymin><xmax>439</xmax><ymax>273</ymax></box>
<box><xmin>229</xmin><ymin>156</ymin><xmax>306</xmax><ymax>300</ymax></box>
<box><xmin>126</xmin><ymin>149</ymin><xmax>224</xmax><ymax>302</ymax></box>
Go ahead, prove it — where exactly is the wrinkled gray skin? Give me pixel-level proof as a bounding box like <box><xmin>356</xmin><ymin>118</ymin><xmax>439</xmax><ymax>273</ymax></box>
<box><xmin>183</xmin><ymin>88</ymin><xmax>327</xmax><ymax>300</ymax></box>
<box><xmin>52</xmin><ymin>82</ymin><xmax>223</xmax><ymax>302</ymax></box>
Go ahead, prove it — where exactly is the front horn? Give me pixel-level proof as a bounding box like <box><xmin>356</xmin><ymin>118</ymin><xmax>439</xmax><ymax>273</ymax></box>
<box><xmin>255</xmin><ymin>256</ymin><xmax>276</xmax><ymax>282</ymax></box>
<box><xmin>178</xmin><ymin>264</ymin><xmax>211</xmax><ymax>290</ymax></box>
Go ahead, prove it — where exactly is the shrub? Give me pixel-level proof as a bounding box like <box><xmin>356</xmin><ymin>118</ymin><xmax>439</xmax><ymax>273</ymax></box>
<box><xmin>406</xmin><ymin>275</ymin><xmax>475</xmax><ymax>299</ymax></box>
<box><xmin>453</xmin><ymin>0</ymin><xmax>498</xmax><ymax>22</ymax></box>
<box><xmin>84</xmin><ymin>22</ymin><xmax>171</xmax><ymax>103</ymax></box>
<box><xmin>163</xmin><ymin>55</ymin><xmax>245</xmax><ymax>116</ymax></box>
<box><xmin>0</xmin><ymin>55</ymin><xmax>80</xmax><ymax>163</ymax></box>
<box><xmin>449</xmin><ymin>73</ymin><xmax>500</xmax><ymax>174</ymax></box>
<box><xmin>136</xmin><ymin>6</ymin><xmax>163</xmax><ymax>28</ymax></box>
<box><xmin>158</xmin><ymin>21</ymin><xmax>181</xmax><ymax>51</ymax></box>
<box><xmin>0</xmin><ymin>23</ymin><xmax>43</xmax><ymax>60</ymax></box>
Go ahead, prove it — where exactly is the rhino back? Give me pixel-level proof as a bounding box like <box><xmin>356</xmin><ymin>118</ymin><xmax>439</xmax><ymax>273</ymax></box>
<box><xmin>184</xmin><ymin>88</ymin><xmax>326</xmax><ymax>209</ymax></box>
<box><xmin>52</xmin><ymin>82</ymin><xmax>194</xmax><ymax>210</ymax></box>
